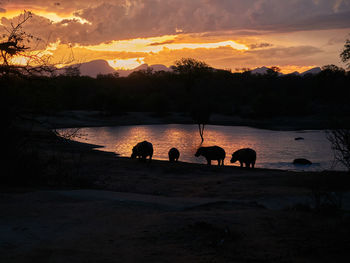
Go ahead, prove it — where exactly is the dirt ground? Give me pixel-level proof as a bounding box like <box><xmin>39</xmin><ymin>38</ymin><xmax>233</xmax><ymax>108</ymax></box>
<box><xmin>1</xmin><ymin>113</ymin><xmax>350</xmax><ymax>262</ymax></box>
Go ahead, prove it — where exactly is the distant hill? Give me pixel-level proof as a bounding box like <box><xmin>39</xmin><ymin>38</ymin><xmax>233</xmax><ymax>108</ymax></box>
<box><xmin>251</xmin><ymin>66</ymin><xmax>270</xmax><ymax>75</ymax></box>
<box><xmin>285</xmin><ymin>71</ymin><xmax>300</xmax><ymax>76</ymax></box>
<box><xmin>250</xmin><ymin>66</ymin><xmax>322</xmax><ymax>76</ymax></box>
<box><xmin>78</xmin><ymin>60</ymin><xmax>117</xmax><ymax>78</ymax></box>
<box><xmin>115</xmin><ymin>64</ymin><xmax>145</xmax><ymax>77</ymax></box>
<box><xmin>116</xmin><ymin>63</ymin><xmax>171</xmax><ymax>77</ymax></box>
<box><xmin>58</xmin><ymin>60</ymin><xmax>117</xmax><ymax>78</ymax></box>
<box><xmin>59</xmin><ymin>61</ymin><xmax>171</xmax><ymax>78</ymax></box>
<box><xmin>60</xmin><ymin>60</ymin><xmax>322</xmax><ymax>78</ymax></box>
<box><xmin>300</xmin><ymin>67</ymin><xmax>321</xmax><ymax>76</ymax></box>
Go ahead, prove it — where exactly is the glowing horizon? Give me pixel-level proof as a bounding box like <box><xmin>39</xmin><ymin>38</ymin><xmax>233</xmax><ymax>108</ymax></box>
<box><xmin>107</xmin><ymin>58</ymin><xmax>145</xmax><ymax>70</ymax></box>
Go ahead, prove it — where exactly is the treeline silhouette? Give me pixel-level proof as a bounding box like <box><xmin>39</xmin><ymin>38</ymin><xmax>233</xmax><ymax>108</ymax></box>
<box><xmin>2</xmin><ymin>66</ymin><xmax>350</xmax><ymax>119</ymax></box>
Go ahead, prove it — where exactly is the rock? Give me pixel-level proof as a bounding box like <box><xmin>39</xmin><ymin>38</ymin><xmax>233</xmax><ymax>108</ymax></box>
<box><xmin>293</xmin><ymin>158</ymin><xmax>312</xmax><ymax>165</ymax></box>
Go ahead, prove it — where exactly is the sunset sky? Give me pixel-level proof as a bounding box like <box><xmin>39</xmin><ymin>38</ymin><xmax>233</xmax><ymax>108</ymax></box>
<box><xmin>1</xmin><ymin>0</ymin><xmax>350</xmax><ymax>73</ymax></box>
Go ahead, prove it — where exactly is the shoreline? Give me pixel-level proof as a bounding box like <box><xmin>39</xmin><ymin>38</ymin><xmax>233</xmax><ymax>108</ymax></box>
<box><xmin>32</xmin><ymin>110</ymin><xmax>337</xmax><ymax>131</ymax></box>
<box><xmin>39</xmin><ymin>111</ymin><xmax>340</xmax><ymax>172</ymax></box>
<box><xmin>18</xmin><ymin>111</ymin><xmax>346</xmax><ymax>174</ymax></box>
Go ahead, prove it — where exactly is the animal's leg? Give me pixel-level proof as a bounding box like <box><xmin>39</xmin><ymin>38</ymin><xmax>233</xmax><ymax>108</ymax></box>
<box><xmin>240</xmin><ymin>161</ymin><xmax>243</xmax><ymax>167</ymax></box>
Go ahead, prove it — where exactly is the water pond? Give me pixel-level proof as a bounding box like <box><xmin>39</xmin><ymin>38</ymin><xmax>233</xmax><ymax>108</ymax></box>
<box><xmin>59</xmin><ymin>124</ymin><xmax>342</xmax><ymax>171</ymax></box>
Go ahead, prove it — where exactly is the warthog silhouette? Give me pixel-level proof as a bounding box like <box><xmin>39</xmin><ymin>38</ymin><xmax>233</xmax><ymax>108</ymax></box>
<box><xmin>230</xmin><ymin>148</ymin><xmax>256</xmax><ymax>168</ymax></box>
<box><xmin>195</xmin><ymin>146</ymin><xmax>226</xmax><ymax>166</ymax></box>
<box><xmin>168</xmin><ymin>147</ymin><xmax>180</xmax><ymax>162</ymax></box>
<box><xmin>131</xmin><ymin>141</ymin><xmax>153</xmax><ymax>161</ymax></box>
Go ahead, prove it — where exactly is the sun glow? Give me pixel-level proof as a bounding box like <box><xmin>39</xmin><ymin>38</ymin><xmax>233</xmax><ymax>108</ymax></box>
<box><xmin>9</xmin><ymin>56</ymin><xmax>30</xmax><ymax>66</ymax></box>
<box><xmin>107</xmin><ymin>58</ymin><xmax>145</xmax><ymax>70</ymax></box>
<box><xmin>85</xmin><ymin>36</ymin><xmax>248</xmax><ymax>53</ymax></box>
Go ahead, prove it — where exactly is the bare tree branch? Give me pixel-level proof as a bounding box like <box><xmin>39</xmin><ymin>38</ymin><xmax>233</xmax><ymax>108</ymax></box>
<box><xmin>326</xmin><ymin>129</ymin><xmax>350</xmax><ymax>172</ymax></box>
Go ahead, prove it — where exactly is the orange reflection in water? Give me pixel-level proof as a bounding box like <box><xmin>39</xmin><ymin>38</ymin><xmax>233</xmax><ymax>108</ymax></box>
<box><xmin>60</xmin><ymin>124</ymin><xmax>335</xmax><ymax>170</ymax></box>
<box><xmin>116</xmin><ymin>125</ymin><xmax>200</xmax><ymax>159</ymax></box>
<box><xmin>110</xmin><ymin>125</ymin><xmax>264</xmax><ymax>166</ymax></box>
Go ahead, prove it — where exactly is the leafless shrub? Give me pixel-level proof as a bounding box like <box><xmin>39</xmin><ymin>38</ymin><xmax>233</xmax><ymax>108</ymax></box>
<box><xmin>326</xmin><ymin>129</ymin><xmax>350</xmax><ymax>172</ymax></box>
<box><xmin>0</xmin><ymin>10</ymin><xmax>77</xmax><ymax>77</ymax></box>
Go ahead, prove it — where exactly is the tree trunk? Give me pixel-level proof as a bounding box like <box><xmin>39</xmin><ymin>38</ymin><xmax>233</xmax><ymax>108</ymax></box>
<box><xmin>198</xmin><ymin>124</ymin><xmax>205</xmax><ymax>143</ymax></box>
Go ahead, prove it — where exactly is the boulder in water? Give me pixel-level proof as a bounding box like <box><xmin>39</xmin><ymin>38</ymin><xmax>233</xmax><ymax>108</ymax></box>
<box><xmin>293</xmin><ymin>158</ymin><xmax>312</xmax><ymax>165</ymax></box>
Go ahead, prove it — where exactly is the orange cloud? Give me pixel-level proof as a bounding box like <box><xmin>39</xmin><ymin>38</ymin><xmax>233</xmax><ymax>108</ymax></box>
<box><xmin>1</xmin><ymin>1</ymin><xmax>349</xmax><ymax>71</ymax></box>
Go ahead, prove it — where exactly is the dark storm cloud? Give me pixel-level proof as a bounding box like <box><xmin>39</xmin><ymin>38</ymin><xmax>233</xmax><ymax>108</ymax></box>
<box><xmin>1</xmin><ymin>0</ymin><xmax>350</xmax><ymax>45</ymax></box>
<box><xmin>148</xmin><ymin>40</ymin><xmax>176</xmax><ymax>46</ymax></box>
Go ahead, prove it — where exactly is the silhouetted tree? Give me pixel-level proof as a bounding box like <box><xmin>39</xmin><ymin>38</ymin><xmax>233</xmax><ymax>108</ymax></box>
<box><xmin>64</xmin><ymin>65</ymin><xmax>81</xmax><ymax>77</ymax></box>
<box><xmin>0</xmin><ymin>10</ymin><xmax>53</xmax><ymax>76</ymax></box>
<box><xmin>171</xmin><ymin>58</ymin><xmax>213</xmax><ymax>90</ymax></box>
<box><xmin>171</xmin><ymin>58</ymin><xmax>212</xmax><ymax>74</ymax></box>
<box><xmin>96</xmin><ymin>72</ymin><xmax>120</xmax><ymax>79</ymax></box>
<box><xmin>321</xmin><ymin>64</ymin><xmax>345</xmax><ymax>74</ymax></box>
<box><xmin>128</xmin><ymin>68</ymin><xmax>154</xmax><ymax>78</ymax></box>
<box><xmin>0</xmin><ymin>11</ymin><xmax>32</xmax><ymax>65</ymax></box>
<box><xmin>191</xmin><ymin>104</ymin><xmax>211</xmax><ymax>143</ymax></box>
<box><xmin>266</xmin><ymin>66</ymin><xmax>281</xmax><ymax>77</ymax></box>
<box><xmin>321</xmin><ymin>64</ymin><xmax>345</xmax><ymax>73</ymax></box>
<box><xmin>0</xmin><ymin>11</ymin><xmax>33</xmax><ymax>75</ymax></box>
<box><xmin>319</xmin><ymin>64</ymin><xmax>346</xmax><ymax>79</ymax></box>
<box><xmin>340</xmin><ymin>37</ymin><xmax>350</xmax><ymax>69</ymax></box>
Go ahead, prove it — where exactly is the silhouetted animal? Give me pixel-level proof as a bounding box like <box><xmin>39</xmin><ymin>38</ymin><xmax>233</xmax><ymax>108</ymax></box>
<box><xmin>131</xmin><ymin>141</ymin><xmax>153</xmax><ymax>161</ymax></box>
<box><xmin>195</xmin><ymin>146</ymin><xmax>225</xmax><ymax>166</ymax></box>
<box><xmin>168</xmin><ymin>147</ymin><xmax>180</xmax><ymax>162</ymax></box>
<box><xmin>295</xmin><ymin>137</ymin><xmax>304</xmax><ymax>140</ymax></box>
<box><xmin>230</xmin><ymin>148</ymin><xmax>256</xmax><ymax>168</ymax></box>
<box><xmin>293</xmin><ymin>158</ymin><xmax>312</xmax><ymax>165</ymax></box>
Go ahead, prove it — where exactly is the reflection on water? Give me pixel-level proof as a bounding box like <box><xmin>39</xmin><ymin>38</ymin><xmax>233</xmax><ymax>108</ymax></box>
<box><xmin>59</xmin><ymin>124</ymin><xmax>342</xmax><ymax>171</ymax></box>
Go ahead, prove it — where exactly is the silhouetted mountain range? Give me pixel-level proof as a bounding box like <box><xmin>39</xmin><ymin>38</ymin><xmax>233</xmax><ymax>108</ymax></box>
<box><xmin>300</xmin><ymin>67</ymin><xmax>322</xmax><ymax>76</ymax></box>
<box><xmin>79</xmin><ymin>60</ymin><xmax>116</xmax><ymax>77</ymax></box>
<box><xmin>60</xmin><ymin>60</ymin><xmax>322</xmax><ymax>78</ymax></box>
<box><xmin>250</xmin><ymin>66</ymin><xmax>322</xmax><ymax>76</ymax></box>
<box><xmin>250</xmin><ymin>66</ymin><xmax>271</xmax><ymax>75</ymax></box>
<box><xmin>60</xmin><ymin>60</ymin><xmax>171</xmax><ymax>77</ymax></box>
